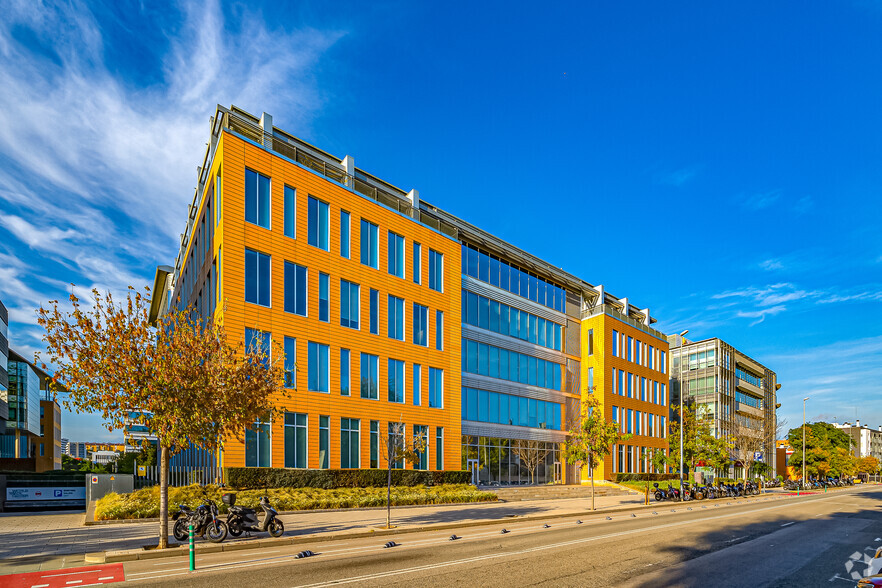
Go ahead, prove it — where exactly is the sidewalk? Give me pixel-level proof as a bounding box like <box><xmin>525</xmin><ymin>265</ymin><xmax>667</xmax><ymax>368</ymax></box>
<box><xmin>0</xmin><ymin>491</ymin><xmax>650</xmax><ymax>573</ymax></box>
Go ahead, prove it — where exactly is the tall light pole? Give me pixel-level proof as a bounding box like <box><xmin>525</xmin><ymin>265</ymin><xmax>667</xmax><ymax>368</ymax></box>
<box><xmin>802</xmin><ymin>396</ymin><xmax>810</xmax><ymax>491</ymax></box>
<box><xmin>678</xmin><ymin>330</ymin><xmax>688</xmax><ymax>500</ymax></box>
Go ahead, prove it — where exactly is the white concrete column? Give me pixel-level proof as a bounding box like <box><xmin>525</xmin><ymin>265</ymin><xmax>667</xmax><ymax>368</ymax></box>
<box><xmin>259</xmin><ymin>112</ymin><xmax>273</xmax><ymax>149</ymax></box>
<box><xmin>341</xmin><ymin>155</ymin><xmax>355</xmax><ymax>186</ymax></box>
<box><xmin>406</xmin><ymin>189</ymin><xmax>420</xmax><ymax>218</ymax></box>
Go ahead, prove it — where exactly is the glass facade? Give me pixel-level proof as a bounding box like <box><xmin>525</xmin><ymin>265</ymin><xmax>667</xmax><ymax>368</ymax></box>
<box><xmin>461</xmin><ymin>387</ymin><xmax>561</xmax><ymax>430</ymax></box>
<box><xmin>461</xmin><ymin>291</ymin><xmax>562</xmax><ymax>351</ymax></box>
<box><xmin>462</xmin><ymin>339</ymin><xmax>561</xmax><ymax>390</ymax></box>
<box><xmin>461</xmin><ymin>244</ymin><xmax>566</xmax><ymax>313</ymax></box>
<box><xmin>462</xmin><ymin>436</ymin><xmax>561</xmax><ymax>486</ymax></box>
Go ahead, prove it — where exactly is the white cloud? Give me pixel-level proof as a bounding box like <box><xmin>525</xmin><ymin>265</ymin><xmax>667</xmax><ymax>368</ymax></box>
<box><xmin>741</xmin><ymin>189</ymin><xmax>781</xmax><ymax>210</ymax></box>
<box><xmin>759</xmin><ymin>258</ymin><xmax>784</xmax><ymax>271</ymax></box>
<box><xmin>735</xmin><ymin>305</ymin><xmax>786</xmax><ymax>326</ymax></box>
<box><xmin>657</xmin><ymin>165</ymin><xmax>701</xmax><ymax>187</ymax></box>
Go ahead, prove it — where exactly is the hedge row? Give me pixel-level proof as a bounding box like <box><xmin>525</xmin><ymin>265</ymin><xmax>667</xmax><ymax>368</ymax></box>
<box><xmin>225</xmin><ymin>468</ymin><xmax>471</xmax><ymax>489</ymax></box>
<box><xmin>614</xmin><ymin>473</ymin><xmax>679</xmax><ymax>483</ymax></box>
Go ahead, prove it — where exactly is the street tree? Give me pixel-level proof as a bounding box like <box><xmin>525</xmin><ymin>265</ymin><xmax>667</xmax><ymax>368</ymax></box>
<box><xmin>511</xmin><ymin>440</ymin><xmax>551</xmax><ymax>485</ymax></box>
<box><xmin>562</xmin><ymin>392</ymin><xmax>630</xmax><ymax>511</ymax></box>
<box><xmin>786</xmin><ymin>422</ymin><xmax>852</xmax><ymax>479</ymax></box>
<box><xmin>654</xmin><ymin>403</ymin><xmax>733</xmax><ymax>478</ymax></box>
<box><xmin>730</xmin><ymin>418</ymin><xmax>766</xmax><ymax>480</ymax></box>
<box><xmin>857</xmin><ymin>456</ymin><xmax>880</xmax><ymax>478</ymax></box>
<box><xmin>37</xmin><ymin>287</ymin><xmax>286</xmax><ymax>548</ymax></box>
<box><xmin>379</xmin><ymin>421</ymin><xmax>426</xmax><ymax>529</ymax></box>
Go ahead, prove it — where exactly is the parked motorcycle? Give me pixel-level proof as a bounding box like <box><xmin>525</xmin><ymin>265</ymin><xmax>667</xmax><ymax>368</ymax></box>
<box><xmin>172</xmin><ymin>488</ymin><xmax>228</xmax><ymax>543</ymax></box>
<box><xmin>224</xmin><ymin>493</ymin><xmax>285</xmax><ymax>538</ymax></box>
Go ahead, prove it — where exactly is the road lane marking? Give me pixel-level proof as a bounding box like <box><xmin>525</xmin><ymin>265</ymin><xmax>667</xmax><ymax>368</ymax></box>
<box><xmin>31</xmin><ymin>584</ymin><xmax>50</xmax><ymax>588</ymax></box>
<box><xmin>781</xmin><ymin>522</ymin><xmax>795</xmax><ymax>527</ymax></box>
<box><xmin>291</xmin><ymin>495</ymin><xmax>854</xmax><ymax>587</ymax></box>
<box><xmin>725</xmin><ymin>536</ymin><xmax>747</xmax><ymax>543</ymax></box>
<box><xmin>97</xmin><ymin>577</ymin><xmax>114</xmax><ymax>581</ymax></box>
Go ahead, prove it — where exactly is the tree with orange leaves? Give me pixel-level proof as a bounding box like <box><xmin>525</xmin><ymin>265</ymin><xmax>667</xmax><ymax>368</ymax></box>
<box><xmin>37</xmin><ymin>287</ymin><xmax>287</xmax><ymax>548</ymax></box>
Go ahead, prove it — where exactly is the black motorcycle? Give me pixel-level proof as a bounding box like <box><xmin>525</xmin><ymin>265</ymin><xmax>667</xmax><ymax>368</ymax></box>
<box><xmin>172</xmin><ymin>489</ymin><xmax>228</xmax><ymax>543</ymax></box>
<box><xmin>224</xmin><ymin>493</ymin><xmax>285</xmax><ymax>538</ymax></box>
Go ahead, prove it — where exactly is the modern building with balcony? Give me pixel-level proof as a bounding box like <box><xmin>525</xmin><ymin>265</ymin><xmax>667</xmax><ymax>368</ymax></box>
<box><xmin>668</xmin><ymin>335</ymin><xmax>777</xmax><ymax>478</ymax></box>
<box><xmin>0</xmin><ymin>298</ymin><xmax>9</xmax><ymax>432</ymax></box>
<box><xmin>150</xmin><ymin>105</ymin><xmax>669</xmax><ymax>483</ymax></box>
<box><xmin>833</xmin><ymin>420</ymin><xmax>882</xmax><ymax>463</ymax></box>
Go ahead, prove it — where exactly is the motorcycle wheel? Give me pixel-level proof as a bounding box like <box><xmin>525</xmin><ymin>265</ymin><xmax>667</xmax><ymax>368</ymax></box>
<box><xmin>228</xmin><ymin>521</ymin><xmax>243</xmax><ymax>537</ymax></box>
<box><xmin>268</xmin><ymin>519</ymin><xmax>285</xmax><ymax>538</ymax></box>
<box><xmin>654</xmin><ymin>491</ymin><xmax>664</xmax><ymax>502</ymax></box>
<box><xmin>206</xmin><ymin>520</ymin><xmax>228</xmax><ymax>543</ymax></box>
<box><xmin>695</xmin><ymin>492</ymin><xmax>704</xmax><ymax>500</ymax></box>
<box><xmin>173</xmin><ymin>519</ymin><xmax>189</xmax><ymax>542</ymax></box>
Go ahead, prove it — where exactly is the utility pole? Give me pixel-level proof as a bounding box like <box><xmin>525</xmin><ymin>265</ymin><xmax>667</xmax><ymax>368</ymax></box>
<box><xmin>678</xmin><ymin>330</ymin><xmax>688</xmax><ymax>501</ymax></box>
<box><xmin>802</xmin><ymin>397</ymin><xmax>810</xmax><ymax>491</ymax></box>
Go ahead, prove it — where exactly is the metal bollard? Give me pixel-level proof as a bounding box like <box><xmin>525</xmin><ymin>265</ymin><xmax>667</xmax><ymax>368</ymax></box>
<box><xmin>189</xmin><ymin>523</ymin><xmax>195</xmax><ymax>571</ymax></box>
<box><xmin>645</xmin><ymin>484</ymin><xmax>650</xmax><ymax>505</ymax></box>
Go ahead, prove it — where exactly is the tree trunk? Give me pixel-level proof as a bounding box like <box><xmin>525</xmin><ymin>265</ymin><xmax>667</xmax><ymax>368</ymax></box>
<box><xmin>159</xmin><ymin>445</ymin><xmax>169</xmax><ymax>549</ymax></box>
<box><xmin>386</xmin><ymin>463</ymin><xmax>392</xmax><ymax>528</ymax></box>
<box><xmin>590</xmin><ymin>462</ymin><xmax>595</xmax><ymax>511</ymax></box>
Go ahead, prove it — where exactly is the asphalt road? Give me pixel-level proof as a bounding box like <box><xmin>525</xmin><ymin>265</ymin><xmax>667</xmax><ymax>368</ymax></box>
<box><xmin>120</xmin><ymin>486</ymin><xmax>882</xmax><ymax>587</ymax></box>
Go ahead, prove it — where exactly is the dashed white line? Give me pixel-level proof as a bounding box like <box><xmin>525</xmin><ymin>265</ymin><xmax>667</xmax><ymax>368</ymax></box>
<box><xmin>781</xmin><ymin>522</ymin><xmax>795</xmax><ymax>527</ymax></box>
<box><xmin>97</xmin><ymin>577</ymin><xmax>114</xmax><ymax>581</ymax></box>
<box><xmin>31</xmin><ymin>584</ymin><xmax>50</xmax><ymax>588</ymax></box>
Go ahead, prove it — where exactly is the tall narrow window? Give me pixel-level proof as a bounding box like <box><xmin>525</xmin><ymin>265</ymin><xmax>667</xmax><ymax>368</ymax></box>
<box><xmin>413</xmin><ymin>425</ymin><xmax>428</xmax><ymax>470</ymax></box>
<box><xmin>369</xmin><ymin>289</ymin><xmax>379</xmax><ymax>334</ymax></box>
<box><xmin>318</xmin><ymin>272</ymin><xmax>329</xmax><ymax>322</ymax></box>
<box><xmin>308</xmin><ymin>342</ymin><xmax>329</xmax><ymax>393</ymax></box>
<box><xmin>340</xmin><ymin>349</ymin><xmax>350</xmax><ymax>396</ymax></box>
<box><xmin>435</xmin><ymin>310</ymin><xmax>444</xmax><ymax>350</ymax></box>
<box><xmin>340</xmin><ymin>210</ymin><xmax>350</xmax><ymax>258</ymax></box>
<box><xmin>435</xmin><ymin>427</ymin><xmax>443</xmax><ymax>470</ymax></box>
<box><xmin>588</xmin><ymin>366</ymin><xmax>594</xmax><ymax>391</ymax></box>
<box><xmin>360</xmin><ymin>353</ymin><xmax>379</xmax><ymax>400</ymax></box>
<box><xmin>245</xmin><ymin>249</ymin><xmax>271</xmax><ymax>307</ymax></box>
<box><xmin>284</xmin><ymin>337</ymin><xmax>296</xmax><ymax>389</ymax></box>
<box><xmin>627</xmin><ymin>336</ymin><xmax>633</xmax><ymax>362</ymax></box>
<box><xmin>587</xmin><ymin>329</ymin><xmax>594</xmax><ymax>356</ymax></box>
<box><xmin>319</xmin><ymin>416</ymin><xmax>329</xmax><ymax>469</ymax></box>
<box><xmin>245</xmin><ymin>420</ymin><xmax>271</xmax><ymax>467</ymax></box>
<box><xmin>340</xmin><ymin>418</ymin><xmax>360</xmax><ymax>469</ymax></box>
<box><xmin>413</xmin><ymin>303</ymin><xmax>429</xmax><ymax>346</ymax></box>
<box><xmin>245</xmin><ymin>328</ymin><xmax>270</xmax><ymax>366</ymax></box>
<box><xmin>388</xmin><ymin>295</ymin><xmax>404</xmax><ymax>340</ymax></box>
<box><xmin>245</xmin><ymin>168</ymin><xmax>270</xmax><ymax>229</ymax></box>
<box><xmin>429</xmin><ymin>249</ymin><xmax>443</xmax><ymax>292</ymax></box>
<box><xmin>340</xmin><ymin>280</ymin><xmax>360</xmax><ymax>329</ymax></box>
<box><xmin>612</xmin><ymin>330</ymin><xmax>619</xmax><ymax>357</ymax></box>
<box><xmin>284</xmin><ymin>412</ymin><xmax>307</xmax><ymax>468</ymax></box>
<box><xmin>413</xmin><ymin>242</ymin><xmax>422</xmax><ymax>284</ymax></box>
<box><xmin>388</xmin><ymin>359</ymin><xmax>405</xmax><ymax>403</ymax></box>
<box><xmin>215</xmin><ymin>170</ymin><xmax>222</xmax><ymax>226</ymax></box>
<box><xmin>388</xmin><ymin>423</ymin><xmax>404</xmax><ymax>469</ymax></box>
<box><xmin>307</xmin><ymin>196</ymin><xmax>329</xmax><ymax>251</ymax></box>
<box><xmin>388</xmin><ymin>231</ymin><xmax>405</xmax><ymax>278</ymax></box>
<box><xmin>284</xmin><ymin>185</ymin><xmax>296</xmax><ymax>238</ymax></box>
<box><xmin>283</xmin><ymin>261</ymin><xmax>306</xmax><ymax>316</ymax></box>
<box><xmin>360</xmin><ymin>219</ymin><xmax>378</xmax><ymax>269</ymax></box>
<box><xmin>429</xmin><ymin>367</ymin><xmax>443</xmax><ymax>408</ymax></box>
<box><xmin>413</xmin><ymin>364</ymin><xmax>422</xmax><ymax>406</ymax></box>
<box><xmin>370</xmin><ymin>420</ymin><xmax>379</xmax><ymax>468</ymax></box>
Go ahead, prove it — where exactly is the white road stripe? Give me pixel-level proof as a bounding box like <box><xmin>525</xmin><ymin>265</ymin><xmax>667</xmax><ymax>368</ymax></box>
<box><xmin>97</xmin><ymin>577</ymin><xmax>115</xmax><ymax>581</ymax></box>
<box><xmin>781</xmin><ymin>522</ymin><xmax>795</xmax><ymax>527</ymax></box>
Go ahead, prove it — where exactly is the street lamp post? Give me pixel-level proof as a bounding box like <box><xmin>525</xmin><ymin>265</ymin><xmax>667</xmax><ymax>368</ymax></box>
<box><xmin>678</xmin><ymin>330</ymin><xmax>688</xmax><ymax>501</ymax></box>
<box><xmin>802</xmin><ymin>397</ymin><xmax>810</xmax><ymax>491</ymax></box>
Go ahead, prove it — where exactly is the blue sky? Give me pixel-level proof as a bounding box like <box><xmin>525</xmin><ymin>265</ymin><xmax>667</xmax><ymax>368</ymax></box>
<box><xmin>0</xmin><ymin>1</ymin><xmax>880</xmax><ymax>442</ymax></box>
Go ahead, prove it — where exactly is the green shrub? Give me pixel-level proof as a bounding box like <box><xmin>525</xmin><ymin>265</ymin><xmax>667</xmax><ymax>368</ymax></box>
<box><xmin>94</xmin><ymin>483</ymin><xmax>494</xmax><ymax>520</ymax></box>
<box><xmin>613</xmin><ymin>473</ymin><xmax>678</xmax><ymax>483</ymax></box>
<box><xmin>225</xmin><ymin>468</ymin><xmax>470</xmax><ymax>490</ymax></box>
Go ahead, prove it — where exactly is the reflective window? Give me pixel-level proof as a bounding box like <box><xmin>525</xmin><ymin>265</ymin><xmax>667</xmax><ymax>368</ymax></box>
<box><xmin>413</xmin><ymin>243</ymin><xmax>422</xmax><ymax>284</ymax></box>
<box><xmin>283</xmin><ymin>261</ymin><xmax>306</xmax><ymax>315</ymax></box>
<box><xmin>388</xmin><ymin>231</ymin><xmax>405</xmax><ymax>278</ymax></box>
<box><xmin>429</xmin><ymin>368</ymin><xmax>443</xmax><ymax>408</ymax></box>
<box><xmin>388</xmin><ymin>359</ymin><xmax>405</xmax><ymax>403</ymax></box>
<box><xmin>370</xmin><ymin>420</ymin><xmax>379</xmax><ymax>468</ymax></box>
<box><xmin>413</xmin><ymin>425</ymin><xmax>428</xmax><ymax>470</ymax></box>
<box><xmin>284</xmin><ymin>337</ymin><xmax>296</xmax><ymax>389</ymax></box>
<box><xmin>435</xmin><ymin>427</ymin><xmax>443</xmax><ymax>470</ymax></box>
<box><xmin>461</xmin><ymin>387</ymin><xmax>561</xmax><ymax>429</ymax></box>
<box><xmin>413</xmin><ymin>303</ymin><xmax>429</xmax><ymax>346</ymax></box>
<box><xmin>360</xmin><ymin>219</ymin><xmax>378</xmax><ymax>269</ymax></box>
<box><xmin>307</xmin><ymin>196</ymin><xmax>329</xmax><ymax>251</ymax></box>
<box><xmin>319</xmin><ymin>415</ymin><xmax>329</xmax><ymax>469</ymax></box>
<box><xmin>369</xmin><ymin>289</ymin><xmax>379</xmax><ymax>334</ymax></box>
<box><xmin>308</xmin><ymin>342</ymin><xmax>329</xmax><ymax>392</ymax></box>
<box><xmin>429</xmin><ymin>249</ymin><xmax>443</xmax><ymax>292</ymax></box>
<box><xmin>340</xmin><ymin>210</ymin><xmax>350</xmax><ymax>258</ymax></box>
<box><xmin>388</xmin><ymin>295</ymin><xmax>404</xmax><ymax>341</ymax></box>
<box><xmin>435</xmin><ymin>310</ymin><xmax>443</xmax><ymax>350</ymax></box>
<box><xmin>340</xmin><ymin>349</ymin><xmax>350</xmax><ymax>396</ymax></box>
<box><xmin>612</xmin><ymin>330</ymin><xmax>619</xmax><ymax>357</ymax></box>
<box><xmin>284</xmin><ymin>412</ymin><xmax>307</xmax><ymax>468</ymax></box>
<box><xmin>245</xmin><ymin>249</ymin><xmax>271</xmax><ymax>307</ymax></box>
<box><xmin>461</xmin><ymin>290</ymin><xmax>562</xmax><ymax>351</ymax></box>
<box><xmin>318</xmin><ymin>272</ymin><xmax>329</xmax><ymax>322</ymax></box>
<box><xmin>245</xmin><ymin>420</ymin><xmax>271</xmax><ymax>467</ymax></box>
<box><xmin>413</xmin><ymin>364</ymin><xmax>422</xmax><ymax>406</ymax></box>
<box><xmin>340</xmin><ymin>418</ymin><xmax>360</xmax><ymax>468</ymax></box>
<box><xmin>245</xmin><ymin>168</ymin><xmax>270</xmax><ymax>229</ymax></box>
<box><xmin>340</xmin><ymin>280</ymin><xmax>360</xmax><ymax>329</ymax></box>
<box><xmin>245</xmin><ymin>328</ymin><xmax>270</xmax><ymax>367</ymax></box>
<box><xmin>462</xmin><ymin>338</ymin><xmax>561</xmax><ymax>390</ymax></box>
<box><xmin>360</xmin><ymin>353</ymin><xmax>379</xmax><ymax>399</ymax></box>
<box><xmin>284</xmin><ymin>185</ymin><xmax>296</xmax><ymax>238</ymax></box>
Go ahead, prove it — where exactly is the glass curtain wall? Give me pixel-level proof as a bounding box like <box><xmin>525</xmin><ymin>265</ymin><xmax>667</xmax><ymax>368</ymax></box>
<box><xmin>461</xmin><ymin>435</ymin><xmax>560</xmax><ymax>485</ymax></box>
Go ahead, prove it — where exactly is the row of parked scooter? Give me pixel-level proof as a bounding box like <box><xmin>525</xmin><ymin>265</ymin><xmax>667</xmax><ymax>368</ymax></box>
<box><xmin>783</xmin><ymin>475</ymin><xmax>855</xmax><ymax>491</ymax></box>
<box><xmin>171</xmin><ymin>487</ymin><xmax>284</xmax><ymax>544</ymax></box>
<box><xmin>653</xmin><ymin>479</ymin><xmax>762</xmax><ymax>501</ymax></box>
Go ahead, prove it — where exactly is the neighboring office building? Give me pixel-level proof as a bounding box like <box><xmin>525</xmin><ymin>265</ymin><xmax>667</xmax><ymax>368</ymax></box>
<box><xmin>64</xmin><ymin>441</ymin><xmax>87</xmax><ymax>460</ymax></box>
<box><xmin>90</xmin><ymin>450</ymin><xmax>120</xmax><ymax>465</ymax></box>
<box><xmin>582</xmin><ymin>293</ymin><xmax>670</xmax><ymax>481</ymax></box>
<box><xmin>776</xmin><ymin>440</ymin><xmax>797</xmax><ymax>480</ymax></box>
<box><xmin>86</xmin><ymin>442</ymin><xmax>127</xmax><ymax>454</ymax></box>
<box><xmin>37</xmin><ymin>394</ymin><xmax>62</xmax><ymax>471</ymax></box>
<box><xmin>833</xmin><ymin>420</ymin><xmax>882</xmax><ymax>462</ymax></box>
<box><xmin>149</xmin><ymin>105</ymin><xmax>670</xmax><ymax>483</ymax></box>
<box><xmin>668</xmin><ymin>336</ymin><xmax>777</xmax><ymax>479</ymax></box>
<box><xmin>0</xmin><ymin>299</ymin><xmax>9</xmax><ymax>433</ymax></box>
<box><xmin>123</xmin><ymin>410</ymin><xmax>158</xmax><ymax>453</ymax></box>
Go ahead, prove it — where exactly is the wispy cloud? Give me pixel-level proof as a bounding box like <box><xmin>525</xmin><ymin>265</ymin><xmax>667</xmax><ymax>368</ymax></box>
<box><xmin>656</xmin><ymin>164</ymin><xmax>701</xmax><ymax>187</ymax></box>
<box><xmin>740</xmin><ymin>189</ymin><xmax>781</xmax><ymax>211</ymax></box>
<box><xmin>759</xmin><ymin>258</ymin><xmax>784</xmax><ymax>271</ymax></box>
<box><xmin>735</xmin><ymin>304</ymin><xmax>786</xmax><ymax>326</ymax></box>
<box><xmin>0</xmin><ymin>1</ymin><xmax>345</xmax><ymax>441</ymax></box>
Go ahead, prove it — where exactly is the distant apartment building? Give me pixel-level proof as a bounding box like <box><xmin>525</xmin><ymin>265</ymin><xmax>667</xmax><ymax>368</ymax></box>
<box><xmin>63</xmin><ymin>441</ymin><xmax>87</xmax><ymax>459</ymax></box>
<box><xmin>775</xmin><ymin>440</ymin><xmax>797</xmax><ymax>480</ymax></box>
<box><xmin>0</xmin><ymin>348</ymin><xmax>62</xmax><ymax>471</ymax></box>
<box><xmin>0</xmin><ymin>299</ymin><xmax>8</xmax><ymax>432</ymax></box>
<box><xmin>833</xmin><ymin>420</ymin><xmax>882</xmax><ymax>462</ymax></box>
<box><xmin>148</xmin><ymin>104</ymin><xmax>670</xmax><ymax>484</ymax></box>
<box><xmin>668</xmin><ymin>336</ymin><xmax>777</xmax><ymax>478</ymax></box>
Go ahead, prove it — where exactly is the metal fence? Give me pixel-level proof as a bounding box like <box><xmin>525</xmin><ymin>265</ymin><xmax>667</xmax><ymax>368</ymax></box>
<box><xmin>136</xmin><ymin>465</ymin><xmax>222</xmax><ymax>488</ymax></box>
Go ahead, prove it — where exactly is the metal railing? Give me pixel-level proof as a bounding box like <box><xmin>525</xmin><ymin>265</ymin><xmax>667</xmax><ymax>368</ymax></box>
<box><xmin>136</xmin><ymin>465</ymin><xmax>222</xmax><ymax>488</ymax></box>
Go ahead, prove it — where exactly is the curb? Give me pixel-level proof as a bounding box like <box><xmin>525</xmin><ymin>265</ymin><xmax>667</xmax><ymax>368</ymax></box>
<box><xmin>84</xmin><ymin>490</ymin><xmax>822</xmax><ymax>564</ymax></box>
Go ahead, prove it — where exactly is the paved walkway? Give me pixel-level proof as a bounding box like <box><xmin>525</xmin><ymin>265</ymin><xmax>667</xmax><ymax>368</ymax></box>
<box><xmin>0</xmin><ymin>491</ymin><xmax>651</xmax><ymax>573</ymax></box>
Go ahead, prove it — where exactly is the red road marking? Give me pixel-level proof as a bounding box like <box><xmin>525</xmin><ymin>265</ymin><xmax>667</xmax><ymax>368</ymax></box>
<box><xmin>0</xmin><ymin>564</ymin><xmax>125</xmax><ymax>588</ymax></box>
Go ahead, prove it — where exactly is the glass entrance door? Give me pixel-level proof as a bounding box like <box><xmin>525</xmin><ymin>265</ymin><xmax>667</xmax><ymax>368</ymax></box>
<box><xmin>553</xmin><ymin>461</ymin><xmax>562</xmax><ymax>484</ymax></box>
<box><xmin>467</xmin><ymin>459</ymin><xmax>479</xmax><ymax>485</ymax></box>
